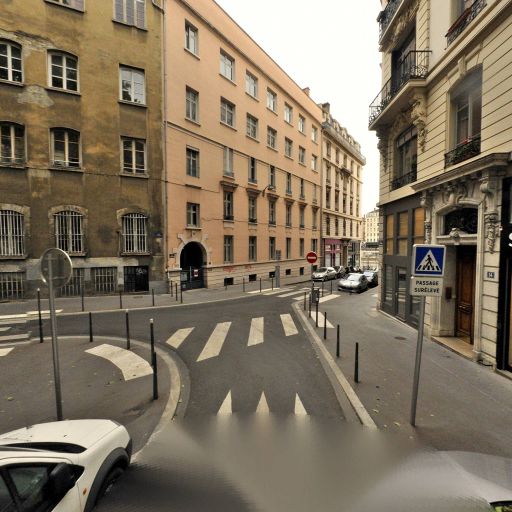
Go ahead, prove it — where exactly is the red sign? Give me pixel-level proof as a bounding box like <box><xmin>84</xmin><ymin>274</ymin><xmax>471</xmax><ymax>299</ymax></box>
<box><xmin>306</xmin><ymin>251</ymin><xmax>318</xmax><ymax>264</ymax></box>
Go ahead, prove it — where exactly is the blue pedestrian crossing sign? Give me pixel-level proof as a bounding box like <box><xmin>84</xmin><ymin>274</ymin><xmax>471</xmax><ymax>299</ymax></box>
<box><xmin>412</xmin><ymin>244</ymin><xmax>446</xmax><ymax>277</ymax></box>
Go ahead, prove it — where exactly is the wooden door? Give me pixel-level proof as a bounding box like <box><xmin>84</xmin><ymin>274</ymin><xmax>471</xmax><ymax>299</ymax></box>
<box><xmin>456</xmin><ymin>246</ymin><xmax>476</xmax><ymax>341</ymax></box>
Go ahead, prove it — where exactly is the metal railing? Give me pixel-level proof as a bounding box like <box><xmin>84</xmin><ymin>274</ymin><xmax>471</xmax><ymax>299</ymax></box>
<box><xmin>446</xmin><ymin>0</ymin><xmax>486</xmax><ymax>45</ymax></box>
<box><xmin>391</xmin><ymin>168</ymin><xmax>417</xmax><ymax>190</ymax></box>
<box><xmin>444</xmin><ymin>135</ymin><xmax>481</xmax><ymax>167</ymax></box>
<box><xmin>369</xmin><ymin>50</ymin><xmax>430</xmax><ymax>126</ymax></box>
<box><xmin>378</xmin><ymin>0</ymin><xmax>402</xmax><ymax>38</ymax></box>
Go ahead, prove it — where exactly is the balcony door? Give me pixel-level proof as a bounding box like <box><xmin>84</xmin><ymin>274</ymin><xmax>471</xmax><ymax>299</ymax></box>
<box><xmin>392</xmin><ymin>29</ymin><xmax>416</xmax><ymax>92</ymax></box>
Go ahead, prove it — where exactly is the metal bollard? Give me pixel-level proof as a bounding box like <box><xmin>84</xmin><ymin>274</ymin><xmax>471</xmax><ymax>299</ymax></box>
<box><xmin>170</xmin><ymin>281</ymin><xmax>173</xmax><ymax>297</ymax></box>
<box><xmin>324</xmin><ymin>311</ymin><xmax>327</xmax><ymax>340</ymax></box>
<box><xmin>308</xmin><ymin>294</ymin><xmax>312</xmax><ymax>318</ymax></box>
<box><xmin>260</xmin><ymin>278</ymin><xmax>262</xmax><ymax>293</ymax></box>
<box><xmin>150</xmin><ymin>319</ymin><xmax>158</xmax><ymax>400</ymax></box>
<box><xmin>125</xmin><ymin>310</ymin><xmax>130</xmax><ymax>350</ymax></box>
<box><xmin>330</xmin><ymin>280</ymin><xmax>333</xmax><ymax>294</ymax></box>
<box><xmin>322</xmin><ymin>280</ymin><xmax>325</xmax><ymax>297</ymax></box>
<box><xmin>175</xmin><ymin>282</ymin><xmax>178</xmax><ymax>302</ymax></box>
<box><xmin>303</xmin><ymin>292</ymin><xmax>307</xmax><ymax>311</ymax></box>
<box><xmin>81</xmin><ymin>286</ymin><xmax>85</xmax><ymax>312</ymax></box>
<box><xmin>152</xmin><ymin>289</ymin><xmax>155</xmax><ymax>307</ymax></box>
<box><xmin>180</xmin><ymin>284</ymin><xmax>183</xmax><ymax>304</ymax></box>
<box><xmin>271</xmin><ymin>277</ymin><xmax>274</xmax><ymax>290</ymax></box>
<box><xmin>354</xmin><ymin>342</ymin><xmax>359</xmax><ymax>383</ymax></box>
<box><xmin>89</xmin><ymin>312</ymin><xmax>93</xmax><ymax>343</ymax></box>
<box><xmin>315</xmin><ymin>301</ymin><xmax>319</xmax><ymax>327</ymax></box>
<box><xmin>119</xmin><ymin>290</ymin><xmax>123</xmax><ymax>309</ymax></box>
<box><xmin>37</xmin><ymin>288</ymin><xmax>44</xmax><ymax>343</ymax></box>
<box><xmin>243</xmin><ymin>277</ymin><xmax>246</xmax><ymax>292</ymax></box>
<box><xmin>336</xmin><ymin>325</ymin><xmax>340</xmax><ymax>358</ymax></box>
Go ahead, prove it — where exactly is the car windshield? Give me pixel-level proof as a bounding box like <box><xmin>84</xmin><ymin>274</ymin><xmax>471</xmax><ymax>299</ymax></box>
<box><xmin>316</xmin><ymin>268</ymin><xmax>328</xmax><ymax>272</ymax></box>
<box><xmin>347</xmin><ymin>274</ymin><xmax>361</xmax><ymax>281</ymax></box>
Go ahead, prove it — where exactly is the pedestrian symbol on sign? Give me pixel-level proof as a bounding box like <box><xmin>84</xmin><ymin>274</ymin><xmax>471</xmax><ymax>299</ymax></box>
<box><xmin>416</xmin><ymin>250</ymin><xmax>441</xmax><ymax>273</ymax></box>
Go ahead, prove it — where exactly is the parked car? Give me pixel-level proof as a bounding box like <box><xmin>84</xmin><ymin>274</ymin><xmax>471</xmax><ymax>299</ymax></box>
<box><xmin>364</xmin><ymin>270</ymin><xmax>379</xmax><ymax>287</ymax></box>
<box><xmin>338</xmin><ymin>273</ymin><xmax>369</xmax><ymax>293</ymax></box>
<box><xmin>0</xmin><ymin>419</ymin><xmax>132</xmax><ymax>512</ymax></box>
<box><xmin>312</xmin><ymin>267</ymin><xmax>337</xmax><ymax>281</ymax></box>
<box><xmin>333</xmin><ymin>266</ymin><xmax>347</xmax><ymax>279</ymax></box>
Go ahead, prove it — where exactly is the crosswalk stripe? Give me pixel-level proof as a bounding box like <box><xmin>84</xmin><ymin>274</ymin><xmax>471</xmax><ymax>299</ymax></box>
<box><xmin>262</xmin><ymin>288</ymin><xmax>292</xmax><ymax>295</ymax></box>
<box><xmin>0</xmin><ymin>347</ymin><xmax>13</xmax><ymax>357</ymax></box>
<box><xmin>280</xmin><ymin>314</ymin><xmax>298</xmax><ymax>336</ymax></box>
<box><xmin>318</xmin><ymin>294</ymin><xmax>339</xmax><ymax>304</ymax></box>
<box><xmin>295</xmin><ymin>394</ymin><xmax>308</xmax><ymax>415</ymax></box>
<box><xmin>166</xmin><ymin>327</ymin><xmax>194</xmax><ymax>349</ymax></box>
<box><xmin>248</xmin><ymin>317</ymin><xmax>264</xmax><ymax>346</ymax></box>
<box><xmin>256</xmin><ymin>392</ymin><xmax>270</xmax><ymax>413</ymax></box>
<box><xmin>197</xmin><ymin>322</ymin><xmax>231</xmax><ymax>362</ymax></box>
<box><xmin>316</xmin><ymin>312</ymin><xmax>334</xmax><ymax>329</ymax></box>
<box><xmin>293</xmin><ymin>295</ymin><xmax>305</xmax><ymax>301</ymax></box>
<box><xmin>218</xmin><ymin>390</ymin><xmax>232</xmax><ymax>414</ymax></box>
<box><xmin>278</xmin><ymin>290</ymin><xmax>305</xmax><ymax>298</ymax></box>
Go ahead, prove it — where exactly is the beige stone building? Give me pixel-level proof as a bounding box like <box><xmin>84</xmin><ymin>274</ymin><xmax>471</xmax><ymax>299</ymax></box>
<box><xmin>164</xmin><ymin>0</ymin><xmax>323</xmax><ymax>289</ymax></box>
<box><xmin>371</xmin><ymin>0</ymin><xmax>512</xmax><ymax>371</ymax></box>
<box><xmin>320</xmin><ymin>104</ymin><xmax>365</xmax><ymax>269</ymax></box>
<box><xmin>361</xmin><ymin>208</ymin><xmax>380</xmax><ymax>270</ymax></box>
<box><xmin>0</xmin><ymin>0</ymin><xmax>166</xmax><ymax>298</ymax></box>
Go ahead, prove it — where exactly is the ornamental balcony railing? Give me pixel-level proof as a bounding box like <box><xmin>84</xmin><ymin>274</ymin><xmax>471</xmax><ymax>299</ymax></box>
<box><xmin>378</xmin><ymin>0</ymin><xmax>402</xmax><ymax>39</ymax></box>
<box><xmin>369</xmin><ymin>50</ymin><xmax>430</xmax><ymax>126</ymax></box>
<box><xmin>446</xmin><ymin>0</ymin><xmax>486</xmax><ymax>45</ymax></box>
<box><xmin>444</xmin><ymin>135</ymin><xmax>481</xmax><ymax>167</ymax></box>
<box><xmin>391</xmin><ymin>168</ymin><xmax>417</xmax><ymax>191</ymax></box>
<box><xmin>224</xmin><ymin>214</ymin><xmax>234</xmax><ymax>221</ymax></box>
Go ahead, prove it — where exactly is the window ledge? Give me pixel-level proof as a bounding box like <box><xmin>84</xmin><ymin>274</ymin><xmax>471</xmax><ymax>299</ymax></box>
<box><xmin>186</xmin><ymin>226</ymin><xmax>202</xmax><ymax>230</ymax></box>
<box><xmin>248</xmin><ymin>180</ymin><xmax>258</xmax><ymax>185</ymax></box>
<box><xmin>248</xmin><ymin>221</ymin><xmax>258</xmax><ymax>225</ymax></box>
<box><xmin>0</xmin><ymin>163</ymin><xmax>27</xmax><ymax>170</ymax></box>
<box><xmin>121</xmin><ymin>252</ymin><xmax>151</xmax><ymax>257</ymax></box>
<box><xmin>120</xmin><ymin>172</ymin><xmax>149</xmax><ymax>179</ymax></box>
<box><xmin>67</xmin><ymin>252</ymin><xmax>87</xmax><ymax>257</ymax></box>
<box><xmin>185</xmin><ymin>117</ymin><xmax>201</xmax><ymax>126</ymax></box>
<box><xmin>267</xmin><ymin>145</ymin><xmax>278</xmax><ymax>153</ymax></box>
<box><xmin>246</xmin><ymin>92</ymin><xmax>259</xmax><ymax>102</ymax></box>
<box><xmin>118</xmin><ymin>100</ymin><xmax>147</xmax><ymax>109</ymax></box>
<box><xmin>246</xmin><ymin>134</ymin><xmax>259</xmax><ymax>143</ymax></box>
<box><xmin>285</xmin><ymin>155</ymin><xmax>293</xmax><ymax>161</ymax></box>
<box><xmin>220</xmin><ymin>121</ymin><xmax>237</xmax><ymax>131</ymax></box>
<box><xmin>267</xmin><ymin>107</ymin><xmax>278</xmax><ymax>116</ymax></box>
<box><xmin>49</xmin><ymin>166</ymin><xmax>84</xmax><ymax>173</ymax></box>
<box><xmin>0</xmin><ymin>79</ymin><xmax>24</xmax><ymax>88</ymax></box>
<box><xmin>299</xmin><ymin>162</ymin><xmax>306</xmax><ymax>167</ymax></box>
<box><xmin>219</xmin><ymin>73</ymin><xmax>237</xmax><ymax>86</ymax></box>
<box><xmin>298</xmin><ymin>131</ymin><xmax>306</xmax><ymax>137</ymax></box>
<box><xmin>184</xmin><ymin>47</ymin><xmax>200</xmax><ymax>60</ymax></box>
<box><xmin>112</xmin><ymin>19</ymin><xmax>148</xmax><ymax>32</ymax></box>
<box><xmin>46</xmin><ymin>86</ymin><xmax>81</xmax><ymax>96</ymax></box>
<box><xmin>284</xmin><ymin>120</ymin><xmax>293</xmax><ymax>127</ymax></box>
<box><xmin>185</xmin><ymin>183</ymin><xmax>201</xmax><ymax>189</ymax></box>
<box><xmin>44</xmin><ymin>0</ymin><xmax>84</xmax><ymax>12</ymax></box>
<box><xmin>223</xmin><ymin>173</ymin><xmax>235</xmax><ymax>180</ymax></box>
<box><xmin>0</xmin><ymin>254</ymin><xmax>28</xmax><ymax>260</ymax></box>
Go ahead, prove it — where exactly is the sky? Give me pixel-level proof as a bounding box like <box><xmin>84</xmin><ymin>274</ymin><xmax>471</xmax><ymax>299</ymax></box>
<box><xmin>215</xmin><ymin>0</ymin><xmax>383</xmax><ymax>214</ymax></box>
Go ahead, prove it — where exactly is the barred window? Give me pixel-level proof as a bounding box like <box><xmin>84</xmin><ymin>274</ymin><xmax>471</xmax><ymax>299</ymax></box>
<box><xmin>0</xmin><ymin>272</ymin><xmax>24</xmax><ymax>300</ymax></box>
<box><xmin>122</xmin><ymin>213</ymin><xmax>147</xmax><ymax>253</ymax></box>
<box><xmin>93</xmin><ymin>267</ymin><xmax>117</xmax><ymax>294</ymax></box>
<box><xmin>114</xmin><ymin>0</ymin><xmax>145</xmax><ymax>29</ymax></box>
<box><xmin>51</xmin><ymin>128</ymin><xmax>80</xmax><ymax>168</ymax></box>
<box><xmin>48</xmin><ymin>52</ymin><xmax>78</xmax><ymax>92</ymax></box>
<box><xmin>0</xmin><ymin>123</ymin><xmax>25</xmax><ymax>164</ymax></box>
<box><xmin>122</xmin><ymin>137</ymin><xmax>146</xmax><ymax>174</ymax></box>
<box><xmin>58</xmin><ymin>268</ymin><xmax>84</xmax><ymax>297</ymax></box>
<box><xmin>54</xmin><ymin>210</ymin><xmax>84</xmax><ymax>254</ymax></box>
<box><xmin>0</xmin><ymin>210</ymin><xmax>25</xmax><ymax>256</ymax></box>
<box><xmin>0</xmin><ymin>41</ymin><xmax>22</xmax><ymax>83</ymax></box>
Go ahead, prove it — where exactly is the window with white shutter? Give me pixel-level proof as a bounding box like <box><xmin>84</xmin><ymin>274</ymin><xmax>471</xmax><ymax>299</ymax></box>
<box><xmin>47</xmin><ymin>0</ymin><xmax>85</xmax><ymax>11</ymax></box>
<box><xmin>114</xmin><ymin>0</ymin><xmax>145</xmax><ymax>29</ymax></box>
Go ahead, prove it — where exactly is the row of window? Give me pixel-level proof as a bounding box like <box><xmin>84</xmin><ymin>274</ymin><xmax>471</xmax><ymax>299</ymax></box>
<box><xmin>325</xmin><ymin>187</ymin><xmax>360</xmax><ymax>216</ymax></box>
<box><xmin>187</xmin><ymin>197</ymin><xmax>319</xmax><ymax>229</ymax></box>
<box><xmin>0</xmin><ymin>209</ymin><xmax>149</xmax><ymax>257</ymax></box>
<box><xmin>184</xmin><ymin>21</ymin><xmax>319</xmax><ymax>142</ymax></box>
<box><xmin>0</xmin><ymin>122</ymin><xmax>146</xmax><ymax>173</ymax></box>
<box><xmin>222</xmin><ymin>235</ymin><xmax>319</xmax><ymax>264</ymax></box>
<box><xmin>324</xmin><ymin>215</ymin><xmax>360</xmax><ymax>238</ymax></box>
<box><xmin>324</xmin><ymin>140</ymin><xmax>361</xmax><ymax>176</ymax></box>
<box><xmin>384</xmin><ymin>208</ymin><xmax>425</xmax><ymax>256</ymax></box>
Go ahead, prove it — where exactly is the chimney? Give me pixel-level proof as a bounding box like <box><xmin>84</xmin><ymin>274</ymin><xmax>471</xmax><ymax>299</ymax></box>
<box><xmin>302</xmin><ymin>87</ymin><xmax>310</xmax><ymax>97</ymax></box>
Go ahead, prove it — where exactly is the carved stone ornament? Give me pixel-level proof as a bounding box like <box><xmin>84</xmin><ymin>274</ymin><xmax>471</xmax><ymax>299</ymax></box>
<box><xmin>479</xmin><ymin>175</ymin><xmax>497</xmax><ymax>214</ymax></box>
<box><xmin>385</xmin><ymin>0</ymin><xmax>420</xmax><ymax>51</ymax></box>
<box><xmin>424</xmin><ymin>221</ymin><xmax>432</xmax><ymax>244</ymax></box>
<box><xmin>440</xmin><ymin>179</ymin><xmax>477</xmax><ymax>207</ymax></box>
<box><xmin>376</xmin><ymin>129</ymin><xmax>389</xmax><ymax>168</ymax></box>
<box><xmin>420</xmin><ymin>191</ymin><xmax>433</xmax><ymax>243</ymax></box>
<box><xmin>485</xmin><ymin>212</ymin><xmax>499</xmax><ymax>253</ymax></box>
<box><xmin>411</xmin><ymin>93</ymin><xmax>428</xmax><ymax>152</ymax></box>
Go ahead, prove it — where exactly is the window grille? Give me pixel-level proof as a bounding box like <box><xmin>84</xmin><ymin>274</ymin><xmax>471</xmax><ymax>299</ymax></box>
<box><xmin>58</xmin><ymin>268</ymin><xmax>83</xmax><ymax>297</ymax></box>
<box><xmin>0</xmin><ymin>210</ymin><xmax>25</xmax><ymax>256</ymax></box>
<box><xmin>55</xmin><ymin>210</ymin><xmax>84</xmax><ymax>254</ymax></box>
<box><xmin>92</xmin><ymin>267</ymin><xmax>117</xmax><ymax>294</ymax></box>
<box><xmin>0</xmin><ymin>272</ymin><xmax>24</xmax><ymax>300</ymax></box>
<box><xmin>122</xmin><ymin>213</ymin><xmax>147</xmax><ymax>253</ymax></box>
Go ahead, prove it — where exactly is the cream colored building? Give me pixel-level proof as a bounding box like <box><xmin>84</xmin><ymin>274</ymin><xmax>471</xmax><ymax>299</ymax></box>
<box><xmin>320</xmin><ymin>104</ymin><xmax>365</xmax><ymax>268</ymax></box>
<box><xmin>361</xmin><ymin>209</ymin><xmax>380</xmax><ymax>270</ymax></box>
<box><xmin>371</xmin><ymin>0</ymin><xmax>512</xmax><ymax>371</ymax></box>
<box><xmin>164</xmin><ymin>0</ymin><xmax>323</xmax><ymax>288</ymax></box>
<box><xmin>363</xmin><ymin>209</ymin><xmax>380</xmax><ymax>243</ymax></box>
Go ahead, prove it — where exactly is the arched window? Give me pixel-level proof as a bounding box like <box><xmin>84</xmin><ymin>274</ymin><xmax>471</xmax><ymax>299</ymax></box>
<box><xmin>0</xmin><ymin>210</ymin><xmax>25</xmax><ymax>256</ymax></box>
<box><xmin>122</xmin><ymin>213</ymin><xmax>147</xmax><ymax>253</ymax></box>
<box><xmin>0</xmin><ymin>122</ymin><xmax>25</xmax><ymax>164</ymax></box>
<box><xmin>54</xmin><ymin>210</ymin><xmax>84</xmax><ymax>254</ymax></box>
<box><xmin>48</xmin><ymin>51</ymin><xmax>79</xmax><ymax>92</ymax></box>
<box><xmin>0</xmin><ymin>41</ymin><xmax>22</xmax><ymax>83</ymax></box>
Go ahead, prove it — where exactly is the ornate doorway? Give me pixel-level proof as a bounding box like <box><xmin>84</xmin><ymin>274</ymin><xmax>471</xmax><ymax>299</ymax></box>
<box><xmin>180</xmin><ymin>242</ymin><xmax>205</xmax><ymax>289</ymax></box>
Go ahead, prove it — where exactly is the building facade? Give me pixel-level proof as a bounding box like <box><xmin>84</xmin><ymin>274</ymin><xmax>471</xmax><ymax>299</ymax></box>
<box><xmin>361</xmin><ymin>208</ymin><xmax>380</xmax><ymax>270</ymax></box>
<box><xmin>371</xmin><ymin>0</ymin><xmax>512</xmax><ymax>368</ymax></box>
<box><xmin>0</xmin><ymin>0</ymin><xmax>166</xmax><ymax>299</ymax></box>
<box><xmin>320</xmin><ymin>103</ymin><xmax>365</xmax><ymax>269</ymax></box>
<box><xmin>164</xmin><ymin>0</ymin><xmax>323</xmax><ymax>289</ymax></box>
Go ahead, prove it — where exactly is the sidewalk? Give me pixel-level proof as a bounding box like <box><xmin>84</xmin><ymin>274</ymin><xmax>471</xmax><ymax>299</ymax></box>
<box><xmin>303</xmin><ymin>286</ymin><xmax>512</xmax><ymax>457</ymax></box>
<box><xmin>0</xmin><ymin>274</ymin><xmax>311</xmax><ymax>316</ymax></box>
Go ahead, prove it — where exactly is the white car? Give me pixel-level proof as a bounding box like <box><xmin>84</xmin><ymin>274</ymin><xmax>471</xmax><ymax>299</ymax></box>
<box><xmin>0</xmin><ymin>419</ymin><xmax>131</xmax><ymax>511</ymax></box>
<box><xmin>312</xmin><ymin>267</ymin><xmax>337</xmax><ymax>282</ymax></box>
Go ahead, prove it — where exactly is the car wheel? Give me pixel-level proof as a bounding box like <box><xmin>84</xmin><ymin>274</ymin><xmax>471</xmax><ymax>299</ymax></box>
<box><xmin>97</xmin><ymin>466</ymin><xmax>124</xmax><ymax>502</ymax></box>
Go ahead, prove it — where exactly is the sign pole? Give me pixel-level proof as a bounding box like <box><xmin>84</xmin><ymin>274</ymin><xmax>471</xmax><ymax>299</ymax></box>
<box><xmin>48</xmin><ymin>254</ymin><xmax>63</xmax><ymax>421</ymax></box>
<box><xmin>410</xmin><ymin>295</ymin><xmax>426</xmax><ymax>427</ymax></box>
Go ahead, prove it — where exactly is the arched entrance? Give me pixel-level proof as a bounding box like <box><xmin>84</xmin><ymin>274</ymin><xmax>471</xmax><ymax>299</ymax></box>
<box><xmin>180</xmin><ymin>242</ymin><xmax>205</xmax><ymax>289</ymax></box>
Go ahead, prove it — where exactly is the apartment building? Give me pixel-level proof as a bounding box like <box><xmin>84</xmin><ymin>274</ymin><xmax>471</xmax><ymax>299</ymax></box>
<box><xmin>370</xmin><ymin>0</ymin><xmax>512</xmax><ymax>370</ymax></box>
<box><xmin>0</xmin><ymin>0</ymin><xmax>165</xmax><ymax>299</ymax></box>
<box><xmin>165</xmin><ymin>0</ymin><xmax>323</xmax><ymax>288</ymax></box>
<box><xmin>361</xmin><ymin>208</ymin><xmax>380</xmax><ymax>270</ymax></box>
<box><xmin>320</xmin><ymin>103</ymin><xmax>365</xmax><ymax>268</ymax></box>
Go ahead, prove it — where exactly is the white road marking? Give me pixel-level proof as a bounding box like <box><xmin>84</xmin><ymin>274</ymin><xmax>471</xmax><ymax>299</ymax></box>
<box><xmin>262</xmin><ymin>288</ymin><xmax>292</xmax><ymax>295</ymax></box>
<box><xmin>197</xmin><ymin>322</ymin><xmax>231</xmax><ymax>361</ymax></box>
<box><xmin>26</xmin><ymin>310</ymin><xmax>63</xmax><ymax>315</ymax></box>
<box><xmin>248</xmin><ymin>317</ymin><xmax>264</xmax><ymax>346</ymax></box>
<box><xmin>278</xmin><ymin>290</ymin><xmax>305</xmax><ymax>298</ymax></box>
<box><xmin>316</xmin><ymin>312</ymin><xmax>334</xmax><ymax>329</ymax></box>
<box><xmin>218</xmin><ymin>390</ymin><xmax>232</xmax><ymax>414</ymax></box>
<box><xmin>166</xmin><ymin>327</ymin><xmax>194</xmax><ymax>349</ymax></box>
<box><xmin>0</xmin><ymin>348</ymin><xmax>14</xmax><ymax>357</ymax></box>
<box><xmin>0</xmin><ymin>327</ymin><xmax>10</xmax><ymax>333</ymax></box>
<box><xmin>256</xmin><ymin>392</ymin><xmax>270</xmax><ymax>413</ymax></box>
<box><xmin>295</xmin><ymin>394</ymin><xmax>308</xmax><ymax>415</ymax></box>
<box><xmin>293</xmin><ymin>295</ymin><xmax>305</xmax><ymax>301</ymax></box>
<box><xmin>372</xmin><ymin>294</ymin><xmax>378</xmax><ymax>298</ymax></box>
<box><xmin>318</xmin><ymin>294</ymin><xmax>339</xmax><ymax>304</ymax></box>
<box><xmin>85</xmin><ymin>344</ymin><xmax>153</xmax><ymax>381</ymax></box>
<box><xmin>280</xmin><ymin>314</ymin><xmax>298</xmax><ymax>336</ymax></box>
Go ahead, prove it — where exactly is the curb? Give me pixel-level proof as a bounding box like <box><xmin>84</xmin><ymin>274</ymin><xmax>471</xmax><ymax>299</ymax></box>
<box><xmin>292</xmin><ymin>302</ymin><xmax>377</xmax><ymax>429</ymax></box>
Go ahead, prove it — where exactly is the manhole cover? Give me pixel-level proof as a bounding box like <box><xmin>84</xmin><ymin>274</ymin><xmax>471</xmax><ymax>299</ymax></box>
<box><xmin>395</xmin><ymin>336</ymin><xmax>406</xmax><ymax>340</ymax></box>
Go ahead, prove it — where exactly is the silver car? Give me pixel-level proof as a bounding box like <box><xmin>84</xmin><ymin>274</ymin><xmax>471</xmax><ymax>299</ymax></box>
<box><xmin>338</xmin><ymin>273</ymin><xmax>369</xmax><ymax>293</ymax></box>
<box><xmin>312</xmin><ymin>267</ymin><xmax>337</xmax><ymax>282</ymax></box>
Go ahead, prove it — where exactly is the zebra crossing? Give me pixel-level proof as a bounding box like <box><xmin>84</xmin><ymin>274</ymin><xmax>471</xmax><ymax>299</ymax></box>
<box><xmin>165</xmin><ymin>313</ymin><xmax>300</xmax><ymax>363</ymax></box>
<box><xmin>217</xmin><ymin>389</ymin><xmax>309</xmax><ymax>415</ymax></box>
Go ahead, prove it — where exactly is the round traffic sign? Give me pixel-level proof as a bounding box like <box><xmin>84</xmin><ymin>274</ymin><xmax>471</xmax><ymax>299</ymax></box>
<box><xmin>40</xmin><ymin>248</ymin><xmax>73</xmax><ymax>288</ymax></box>
<box><xmin>306</xmin><ymin>251</ymin><xmax>318</xmax><ymax>264</ymax></box>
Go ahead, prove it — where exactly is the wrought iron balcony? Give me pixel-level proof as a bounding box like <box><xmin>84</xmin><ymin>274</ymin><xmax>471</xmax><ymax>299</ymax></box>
<box><xmin>391</xmin><ymin>168</ymin><xmax>417</xmax><ymax>190</ymax></box>
<box><xmin>446</xmin><ymin>0</ymin><xmax>486</xmax><ymax>45</ymax></box>
<box><xmin>444</xmin><ymin>135</ymin><xmax>481</xmax><ymax>167</ymax></box>
<box><xmin>224</xmin><ymin>214</ymin><xmax>234</xmax><ymax>221</ymax></box>
<box><xmin>378</xmin><ymin>0</ymin><xmax>402</xmax><ymax>39</ymax></box>
<box><xmin>369</xmin><ymin>50</ymin><xmax>430</xmax><ymax>126</ymax></box>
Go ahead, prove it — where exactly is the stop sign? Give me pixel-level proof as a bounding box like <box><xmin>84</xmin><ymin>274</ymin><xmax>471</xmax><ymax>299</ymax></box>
<box><xmin>306</xmin><ymin>251</ymin><xmax>318</xmax><ymax>264</ymax></box>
